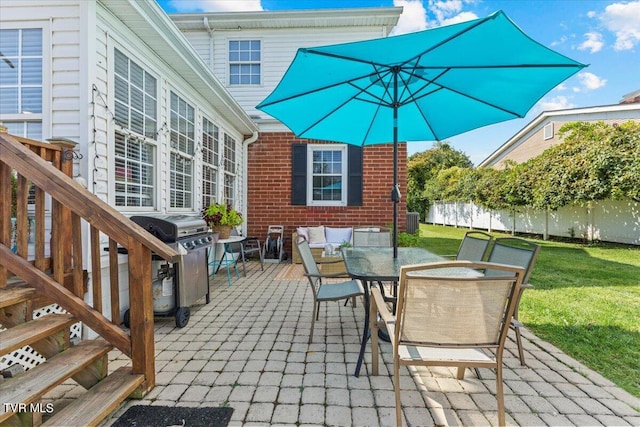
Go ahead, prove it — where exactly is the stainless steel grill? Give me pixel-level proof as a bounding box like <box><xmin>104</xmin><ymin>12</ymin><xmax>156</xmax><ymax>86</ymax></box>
<box><xmin>129</xmin><ymin>214</ymin><xmax>216</xmax><ymax>328</ymax></box>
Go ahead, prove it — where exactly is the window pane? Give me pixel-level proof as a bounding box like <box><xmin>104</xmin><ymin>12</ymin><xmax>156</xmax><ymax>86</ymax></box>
<box><xmin>114</xmin><ymin>50</ymin><xmax>128</xmax><ymax>78</ymax></box>
<box><xmin>21</xmin><ymin>58</ymin><xmax>42</xmax><ymax>84</ymax></box>
<box><xmin>114</xmin><ymin>131</ymin><xmax>155</xmax><ymax>207</ymax></box>
<box><xmin>0</xmin><ymin>87</ymin><xmax>18</xmax><ymax>113</ymax></box>
<box><xmin>21</xmin><ymin>87</ymin><xmax>41</xmax><ymax>113</ymax></box>
<box><xmin>0</xmin><ymin>61</ymin><xmax>18</xmax><ymax>85</ymax></box>
<box><xmin>26</xmin><ymin>121</ymin><xmax>42</xmax><ymax>139</ymax></box>
<box><xmin>0</xmin><ymin>30</ymin><xmax>19</xmax><ymax>55</ymax></box>
<box><xmin>22</xmin><ymin>29</ymin><xmax>42</xmax><ymax>56</ymax></box>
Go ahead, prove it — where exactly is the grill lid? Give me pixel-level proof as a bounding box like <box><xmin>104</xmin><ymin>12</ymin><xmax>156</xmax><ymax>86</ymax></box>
<box><xmin>130</xmin><ymin>214</ymin><xmax>209</xmax><ymax>242</ymax></box>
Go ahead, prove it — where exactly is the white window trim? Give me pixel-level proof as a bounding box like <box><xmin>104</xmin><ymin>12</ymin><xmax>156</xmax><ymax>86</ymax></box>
<box><xmin>227</xmin><ymin>38</ymin><xmax>262</xmax><ymax>87</ymax></box>
<box><xmin>306</xmin><ymin>144</ymin><xmax>348</xmax><ymax>207</ymax></box>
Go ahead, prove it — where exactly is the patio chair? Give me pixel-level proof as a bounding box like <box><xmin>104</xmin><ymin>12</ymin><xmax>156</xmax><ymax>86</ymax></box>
<box><xmin>485</xmin><ymin>237</ymin><xmax>540</xmax><ymax>366</ymax></box>
<box><xmin>370</xmin><ymin>260</ymin><xmax>524</xmax><ymax>427</ymax></box>
<box><xmin>227</xmin><ymin>229</ymin><xmax>264</xmax><ymax>276</ymax></box>
<box><xmin>353</xmin><ymin>226</ymin><xmax>392</xmax><ymax>247</ymax></box>
<box><xmin>444</xmin><ymin>230</ymin><xmax>493</xmax><ymax>261</ymax></box>
<box><xmin>295</xmin><ymin>238</ymin><xmax>364</xmax><ymax>343</ymax></box>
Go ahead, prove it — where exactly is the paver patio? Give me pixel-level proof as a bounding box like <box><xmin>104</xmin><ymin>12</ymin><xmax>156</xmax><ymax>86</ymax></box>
<box><xmin>83</xmin><ymin>260</ymin><xmax>640</xmax><ymax>426</ymax></box>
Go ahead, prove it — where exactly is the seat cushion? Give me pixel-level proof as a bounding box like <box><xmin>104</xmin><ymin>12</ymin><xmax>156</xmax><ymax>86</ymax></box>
<box><xmin>325</xmin><ymin>227</ymin><xmax>352</xmax><ymax>245</ymax></box>
<box><xmin>317</xmin><ymin>279</ymin><xmax>364</xmax><ymax>301</ymax></box>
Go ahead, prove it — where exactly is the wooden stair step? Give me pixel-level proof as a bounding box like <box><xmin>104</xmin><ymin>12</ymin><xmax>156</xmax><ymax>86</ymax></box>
<box><xmin>0</xmin><ymin>313</ymin><xmax>76</xmax><ymax>355</ymax></box>
<box><xmin>0</xmin><ymin>286</ymin><xmax>35</xmax><ymax>309</ymax></box>
<box><xmin>42</xmin><ymin>366</ymin><xmax>144</xmax><ymax>427</ymax></box>
<box><xmin>0</xmin><ymin>338</ymin><xmax>113</xmax><ymax>423</ymax></box>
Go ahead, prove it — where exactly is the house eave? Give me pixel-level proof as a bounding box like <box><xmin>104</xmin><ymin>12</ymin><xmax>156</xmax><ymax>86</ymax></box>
<box><xmin>169</xmin><ymin>7</ymin><xmax>402</xmax><ymax>31</ymax></box>
<box><xmin>98</xmin><ymin>0</ymin><xmax>258</xmax><ymax>135</ymax></box>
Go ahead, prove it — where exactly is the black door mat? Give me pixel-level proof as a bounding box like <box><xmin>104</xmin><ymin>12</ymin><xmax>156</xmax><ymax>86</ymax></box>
<box><xmin>111</xmin><ymin>405</ymin><xmax>234</xmax><ymax>427</ymax></box>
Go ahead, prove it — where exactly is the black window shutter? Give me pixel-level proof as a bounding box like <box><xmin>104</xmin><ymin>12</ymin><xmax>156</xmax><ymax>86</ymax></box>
<box><xmin>347</xmin><ymin>145</ymin><xmax>363</xmax><ymax>206</ymax></box>
<box><xmin>291</xmin><ymin>144</ymin><xmax>307</xmax><ymax>205</ymax></box>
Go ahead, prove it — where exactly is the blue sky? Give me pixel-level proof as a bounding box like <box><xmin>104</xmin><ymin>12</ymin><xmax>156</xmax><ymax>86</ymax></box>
<box><xmin>158</xmin><ymin>0</ymin><xmax>640</xmax><ymax>164</ymax></box>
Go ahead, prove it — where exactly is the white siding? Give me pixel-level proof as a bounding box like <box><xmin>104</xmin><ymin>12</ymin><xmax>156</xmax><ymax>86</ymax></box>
<box><xmin>180</xmin><ymin>26</ymin><xmax>388</xmax><ymax>118</ymax></box>
<box><xmin>94</xmin><ymin>5</ymin><xmax>247</xmax><ymax>216</ymax></box>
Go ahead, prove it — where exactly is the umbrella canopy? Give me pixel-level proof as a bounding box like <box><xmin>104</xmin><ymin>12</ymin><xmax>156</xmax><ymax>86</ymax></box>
<box><xmin>257</xmin><ymin>10</ymin><xmax>586</xmax><ymax>257</ymax></box>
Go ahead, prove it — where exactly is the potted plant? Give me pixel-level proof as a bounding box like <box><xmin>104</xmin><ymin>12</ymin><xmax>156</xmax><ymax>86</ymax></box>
<box><xmin>202</xmin><ymin>202</ymin><xmax>243</xmax><ymax>239</ymax></box>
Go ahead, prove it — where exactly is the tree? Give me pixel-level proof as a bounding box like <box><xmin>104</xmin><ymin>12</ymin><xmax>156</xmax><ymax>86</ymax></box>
<box><xmin>407</xmin><ymin>142</ymin><xmax>472</xmax><ymax>219</ymax></box>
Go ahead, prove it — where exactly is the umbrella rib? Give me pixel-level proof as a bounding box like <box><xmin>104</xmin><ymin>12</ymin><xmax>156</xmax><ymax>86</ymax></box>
<box><xmin>302</xmin><ymin>47</ymin><xmax>395</xmax><ymax>70</ymax></box>
<box><xmin>400</xmin><ymin>12</ymin><xmax>497</xmax><ymax>68</ymax></box>
<box><xmin>416</xmin><ymin>63</ymin><xmax>585</xmax><ymax>70</ymax></box>
<box><xmin>257</xmin><ymin>65</ymin><xmax>394</xmax><ymax>109</ymax></box>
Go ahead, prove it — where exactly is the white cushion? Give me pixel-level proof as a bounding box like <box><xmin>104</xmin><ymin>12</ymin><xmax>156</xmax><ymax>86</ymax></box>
<box><xmin>325</xmin><ymin>227</ymin><xmax>352</xmax><ymax>245</ymax></box>
<box><xmin>308</xmin><ymin>226</ymin><xmax>326</xmax><ymax>244</ymax></box>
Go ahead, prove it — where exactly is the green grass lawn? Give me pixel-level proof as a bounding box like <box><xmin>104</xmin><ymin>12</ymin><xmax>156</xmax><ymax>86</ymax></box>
<box><xmin>414</xmin><ymin>224</ymin><xmax>640</xmax><ymax>398</ymax></box>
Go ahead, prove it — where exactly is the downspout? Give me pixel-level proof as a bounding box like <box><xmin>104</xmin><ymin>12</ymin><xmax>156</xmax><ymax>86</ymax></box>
<box><xmin>203</xmin><ymin>17</ymin><xmax>214</xmax><ymax>69</ymax></box>
<box><xmin>242</xmin><ymin>131</ymin><xmax>259</xmax><ymax>235</ymax></box>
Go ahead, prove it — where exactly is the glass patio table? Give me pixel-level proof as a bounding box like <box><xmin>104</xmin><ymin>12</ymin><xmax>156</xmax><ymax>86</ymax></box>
<box><xmin>341</xmin><ymin>246</ymin><xmax>478</xmax><ymax>377</ymax></box>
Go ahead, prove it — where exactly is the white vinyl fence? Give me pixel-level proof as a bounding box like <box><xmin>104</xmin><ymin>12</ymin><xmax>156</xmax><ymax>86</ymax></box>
<box><xmin>427</xmin><ymin>199</ymin><xmax>640</xmax><ymax>245</ymax></box>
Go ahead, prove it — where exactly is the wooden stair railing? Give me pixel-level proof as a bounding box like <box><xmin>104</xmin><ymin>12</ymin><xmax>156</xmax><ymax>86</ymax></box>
<box><xmin>0</xmin><ymin>132</ymin><xmax>179</xmax><ymax>408</ymax></box>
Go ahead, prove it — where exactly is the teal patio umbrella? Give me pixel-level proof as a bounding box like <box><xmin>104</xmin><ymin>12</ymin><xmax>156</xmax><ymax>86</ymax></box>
<box><xmin>256</xmin><ymin>10</ymin><xmax>586</xmax><ymax>258</ymax></box>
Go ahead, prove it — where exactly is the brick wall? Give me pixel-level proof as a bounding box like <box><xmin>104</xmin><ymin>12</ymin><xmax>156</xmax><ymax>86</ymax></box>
<box><xmin>247</xmin><ymin>132</ymin><xmax>407</xmax><ymax>257</ymax></box>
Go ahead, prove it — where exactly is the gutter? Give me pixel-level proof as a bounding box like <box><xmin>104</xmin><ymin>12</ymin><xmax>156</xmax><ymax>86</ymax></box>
<box><xmin>242</xmin><ymin>131</ymin><xmax>259</xmax><ymax>234</ymax></box>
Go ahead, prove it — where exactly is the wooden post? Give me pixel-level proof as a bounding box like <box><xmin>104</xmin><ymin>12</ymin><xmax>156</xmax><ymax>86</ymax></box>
<box><xmin>48</xmin><ymin>139</ymin><xmax>77</xmax><ymax>289</ymax></box>
<box><xmin>127</xmin><ymin>239</ymin><xmax>155</xmax><ymax>392</ymax></box>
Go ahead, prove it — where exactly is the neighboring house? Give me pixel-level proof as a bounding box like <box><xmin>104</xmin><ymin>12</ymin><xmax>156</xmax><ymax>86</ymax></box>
<box><xmin>170</xmin><ymin>8</ymin><xmax>405</xmax><ymax>256</ymax></box>
<box><xmin>0</xmin><ymin>0</ymin><xmax>258</xmax><ymax>316</ymax></box>
<box><xmin>479</xmin><ymin>100</ymin><xmax>640</xmax><ymax>168</ymax></box>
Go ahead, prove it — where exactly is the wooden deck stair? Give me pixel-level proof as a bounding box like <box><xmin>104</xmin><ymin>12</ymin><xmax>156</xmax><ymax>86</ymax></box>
<box><xmin>0</xmin><ymin>288</ymin><xmax>143</xmax><ymax>426</ymax></box>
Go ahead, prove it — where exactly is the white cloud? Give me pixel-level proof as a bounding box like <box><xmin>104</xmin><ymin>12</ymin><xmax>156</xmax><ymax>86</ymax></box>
<box><xmin>423</xmin><ymin>0</ymin><xmax>478</xmax><ymax>28</ymax></box>
<box><xmin>167</xmin><ymin>0</ymin><xmax>263</xmax><ymax>12</ymax></box>
<box><xmin>538</xmin><ymin>96</ymin><xmax>575</xmax><ymax>111</ymax></box>
<box><xmin>391</xmin><ymin>0</ymin><xmax>428</xmax><ymax>35</ymax></box>
<box><xmin>550</xmin><ymin>35</ymin><xmax>568</xmax><ymax>47</ymax></box>
<box><xmin>439</xmin><ymin>11</ymin><xmax>478</xmax><ymax>26</ymax></box>
<box><xmin>577</xmin><ymin>71</ymin><xmax>607</xmax><ymax>91</ymax></box>
<box><xmin>598</xmin><ymin>1</ymin><xmax>640</xmax><ymax>51</ymax></box>
<box><xmin>578</xmin><ymin>31</ymin><xmax>604</xmax><ymax>53</ymax></box>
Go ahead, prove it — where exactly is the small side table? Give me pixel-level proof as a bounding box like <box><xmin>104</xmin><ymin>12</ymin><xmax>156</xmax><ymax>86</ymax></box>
<box><xmin>210</xmin><ymin>235</ymin><xmax>245</xmax><ymax>286</ymax></box>
<box><xmin>318</xmin><ymin>250</ymin><xmax>348</xmax><ymax>277</ymax></box>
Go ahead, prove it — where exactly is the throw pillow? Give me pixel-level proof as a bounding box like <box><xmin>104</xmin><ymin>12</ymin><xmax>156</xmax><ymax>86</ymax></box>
<box><xmin>325</xmin><ymin>227</ymin><xmax>352</xmax><ymax>245</ymax></box>
<box><xmin>296</xmin><ymin>227</ymin><xmax>309</xmax><ymax>243</ymax></box>
<box><xmin>308</xmin><ymin>226</ymin><xmax>326</xmax><ymax>244</ymax></box>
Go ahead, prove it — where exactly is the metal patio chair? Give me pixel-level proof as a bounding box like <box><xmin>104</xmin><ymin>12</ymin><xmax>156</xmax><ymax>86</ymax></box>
<box><xmin>295</xmin><ymin>238</ymin><xmax>364</xmax><ymax>343</ymax></box>
<box><xmin>444</xmin><ymin>230</ymin><xmax>493</xmax><ymax>261</ymax></box>
<box><xmin>370</xmin><ymin>260</ymin><xmax>524</xmax><ymax>427</ymax></box>
<box><xmin>226</xmin><ymin>229</ymin><xmax>264</xmax><ymax>276</ymax></box>
<box><xmin>485</xmin><ymin>237</ymin><xmax>540</xmax><ymax>366</ymax></box>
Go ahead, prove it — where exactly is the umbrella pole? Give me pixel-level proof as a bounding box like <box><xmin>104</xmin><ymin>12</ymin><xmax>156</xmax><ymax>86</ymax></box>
<box><xmin>392</xmin><ymin>69</ymin><xmax>399</xmax><ymax>259</ymax></box>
